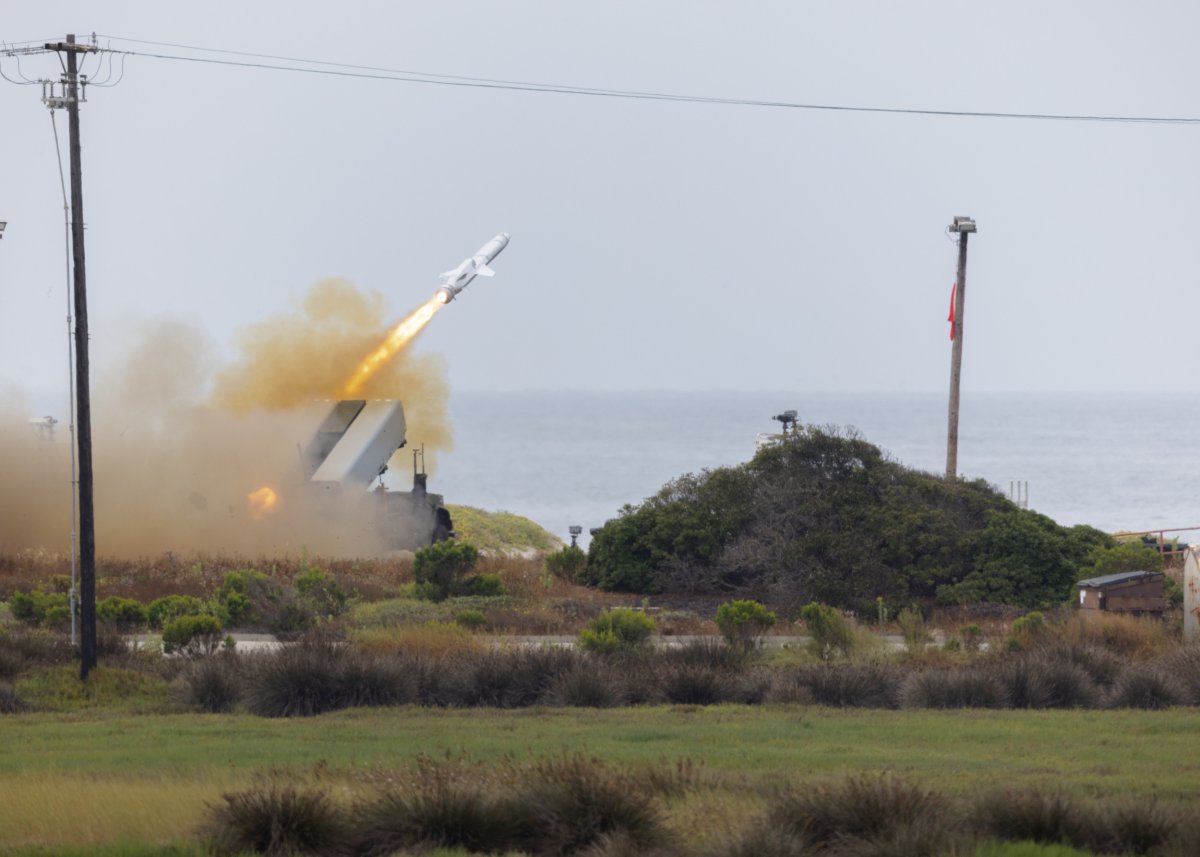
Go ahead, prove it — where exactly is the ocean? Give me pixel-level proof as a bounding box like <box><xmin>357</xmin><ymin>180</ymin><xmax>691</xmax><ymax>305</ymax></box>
<box><xmin>433</xmin><ymin>391</ymin><xmax>1200</xmax><ymax>546</ymax></box>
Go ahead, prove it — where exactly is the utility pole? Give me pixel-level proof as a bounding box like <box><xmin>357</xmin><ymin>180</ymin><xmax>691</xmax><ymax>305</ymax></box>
<box><xmin>45</xmin><ymin>34</ymin><xmax>99</xmax><ymax>678</ymax></box>
<box><xmin>945</xmin><ymin>215</ymin><xmax>976</xmax><ymax>481</ymax></box>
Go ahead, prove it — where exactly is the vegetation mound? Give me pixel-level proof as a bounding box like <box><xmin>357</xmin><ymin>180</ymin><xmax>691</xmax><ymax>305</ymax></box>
<box><xmin>447</xmin><ymin>505</ymin><xmax>561</xmax><ymax>554</ymax></box>
<box><xmin>585</xmin><ymin>425</ymin><xmax>1116</xmax><ymax>611</ymax></box>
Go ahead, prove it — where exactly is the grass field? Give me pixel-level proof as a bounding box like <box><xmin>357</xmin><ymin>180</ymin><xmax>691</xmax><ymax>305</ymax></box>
<box><xmin>2</xmin><ymin>704</ymin><xmax>1198</xmax><ymax>852</ymax></box>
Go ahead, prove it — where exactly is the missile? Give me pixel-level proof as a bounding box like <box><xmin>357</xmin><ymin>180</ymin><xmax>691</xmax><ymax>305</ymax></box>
<box><xmin>435</xmin><ymin>232</ymin><xmax>510</xmax><ymax>304</ymax></box>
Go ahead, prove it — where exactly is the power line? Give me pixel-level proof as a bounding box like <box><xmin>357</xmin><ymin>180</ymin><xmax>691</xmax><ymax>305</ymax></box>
<box><xmin>88</xmin><ymin>35</ymin><xmax>1200</xmax><ymax>125</ymax></box>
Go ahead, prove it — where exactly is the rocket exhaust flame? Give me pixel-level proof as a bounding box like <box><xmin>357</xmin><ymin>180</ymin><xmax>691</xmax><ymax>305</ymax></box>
<box><xmin>341</xmin><ymin>294</ymin><xmax>445</xmax><ymax>397</ymax></box>
<box><xmin>247</xmin><ymin>485</ymin><xmax>278</xmax><ymax>519</ymax></box>
<box><xmin>341</xmin><ymin>234</ymin><xmax>508</xmax><ymax>397</ymax></box>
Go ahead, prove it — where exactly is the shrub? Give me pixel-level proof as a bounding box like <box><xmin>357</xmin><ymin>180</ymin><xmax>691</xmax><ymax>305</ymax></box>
<box><xmin>996</xmin><ymin>653</ymin><xmax>1101</xmax><ymax>709</ymax></box>
<box><xmin>0</xmin><ymin>625</ymin><xmax>72</xmax><ymax>677</ymax></box>
<box><xmin>148</xmin><ymin>594</ymin><xmax>204</xmax><ymax>629</ymax></box>
<box><xmin>181</xmin><ymin>654</ymin><xmax>242</xmax><ymax>713</ymax></box>
<box><xmin>782</xmin><ymin>664</ymin><xmax>901</xmax><ymax>709</ymax></box>
<box><xmin>900</xmin><ymin>668</ymin><xmax>1005</xmax><ymax>709</ymax></box>
<box><xmin>767</xmin><ymin>775</ymin><xmax>950</xmax><ymax>853</ymax></box>
<box><xmin>1107</xmin><ymin>664</ymin><xmax>1183</xmax><ymax>709</ymax></box>
<box><xmin>212</xmin><ymin>568</ymin><xmax>312</xmax><ymax>634</ymax></box>
<box><xmin>659</xmin><ymin>665</ymin><xmax>730</xmax><ymax>705</ymax></box>
<box><xmin>799</xmin><ymin>602</ymin><xmax>856</xmax><ymax>660</ymax></box>
<box><xmin>544</xmin><ymin>662</ymin><xmax>623</xmax><ymax>708</ymax></box>
<box><xmin>659</xmin><ymin>638</ymin><xmax>749</xmax><ymax>672</ymax></box>
<box><xmin>96</xmin><ymin>596</ymin><xmax>149</xmax><ymax>630</ymax></box>
<box><xmin>352</xmin><ymin>770</ymin><xmax>519</xmax><ymax>856</ymax></box>
<box><xmin>578</xmin><ymin>608</ymin><xmax>656</xmax><ymax>655</ymax></box>
<box><xmin>716</xmin><ymin>600</ymin><xmax>777</xmax><ymax>652</ymax></box>
<box><xmin>1043</xmin><ymin>643</ymin><xmax>1123</xmax><ymax>689</ymax></box>
<box><xmin>455</xmin><ymin>609</ymin><xmax>489</xmax><ymax>630</ymax></box>
<box><xmin>1008</xmin><ymin>611</ymin><xmax>1045</xmax><ymax>650</ymax></box>
<box><xmin>413</xmin><ymin>540</ymin><xmax>479</xmax><ymax>601</ymax></box>
<box><xmin>971</xmin><ymin>789</ymin><xmax>1094</xmax><ymax>850</ymax></box>
<box><xmin>1093</xmin><ymin>795</ymin><xmax>1182</xmax><ymax>856</ymax></box>
<box><xmin>897</xmin><ymin>607</ymin><xmax>930</xmax><ymax>654</ymax></box>
<box><xmin>7</xmin><ymin>590</ymin><xmax>71</xmax><ymax>627</ymax></box>
<box><xmin>243</xmin><ymin>645</ymin><xmax>345</xmax><ymax>718</ymax></box>
<box><xmin>242</xmin><ymin>644</ymin><xmax>413</xmax><ymax>717</ymax></box>
<box><xmin>513</xmin><ymin>756</ymin><xmax>671</xmax><ymax>856</ymax></box>
<box><xmin>336</xmin><ymin>654</ymin><xmax>416</xmax><ymax>709</ymax></box>
<box><xmin>545</xmin><ymin>544</ymin><xmax>588</xmax><ymax>581</ymax></box>
<box><xmin>1158</xmin><ymin>645</ymin><xmax>1200</xmax><ymax>704</ymax></box>
<box><xmin>162</xmin><ymin>614</ymin><xmax>224</xmax><ymax>657</ymax></box>
<box><xmin>294</xmin><ymin>566</ymin><xmax>348</xmax><ymax>617</ymax></box>
<box><xmin>463</xmin><ymin>573</ymin><xmax>504</xmax><ymax>597</ymax></box>
<box><xmin>202</xmin><ymin>786</ymin><xmax>349</xmax><ymax>856</ymax></box>
<box><xmin>960</xmin><ymin>623</ymin><xmax>985</xmax><ymax>653</ymax></box>
<box><xmin>1055</xmin><ymin>612</ymin><xmax>1171</xmax><ymax>659</ymax></box>
<box><xmin>1084</xmin><ymin>541</ymin><xmax>1163</xmax><ymax>578</ymax></box>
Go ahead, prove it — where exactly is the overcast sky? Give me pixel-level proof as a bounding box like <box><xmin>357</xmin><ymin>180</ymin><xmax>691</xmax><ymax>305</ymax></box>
<box><xmin>3</xmin><ymin>1</ymin><xmax>1199</xmax><ymax>410</ymax></box>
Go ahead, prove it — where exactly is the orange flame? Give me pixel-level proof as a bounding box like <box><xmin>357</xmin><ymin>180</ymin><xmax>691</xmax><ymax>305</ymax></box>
<box><xmin>247</xmin><ymin>485</ymin><xmax>278</xmax><ymax>520</ymax></box>
<box><xmin>340</xmin><ymin>293</ymin><xmax>445</xmax><ymax>398</ymax></box>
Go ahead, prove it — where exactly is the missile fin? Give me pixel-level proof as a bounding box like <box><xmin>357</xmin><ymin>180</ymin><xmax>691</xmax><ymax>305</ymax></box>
<box><xmin>476</xmin><ymin>264</ymin><xmax>496</xmax><ymax>277</ymax></box>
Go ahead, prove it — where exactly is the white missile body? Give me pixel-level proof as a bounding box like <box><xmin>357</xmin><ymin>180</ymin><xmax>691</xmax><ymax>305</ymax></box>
<box><xmin>435</xmin><ymin>232</ymin><xmax>510</xmax><ymax>304</ymax></box>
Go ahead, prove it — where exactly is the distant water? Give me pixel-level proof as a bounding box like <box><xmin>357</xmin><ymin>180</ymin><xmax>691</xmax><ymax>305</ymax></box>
<box><xmin>431</xmin><ymin>391</ymin><xmax>1200</xmax><ymax>546</ymax></box>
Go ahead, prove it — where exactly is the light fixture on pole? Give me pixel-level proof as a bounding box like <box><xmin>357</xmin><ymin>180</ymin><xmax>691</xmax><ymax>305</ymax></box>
<box><xmin>569</xmin><ymin>525</ymin><xmax>583</xmax><ymax>548</ymax></box>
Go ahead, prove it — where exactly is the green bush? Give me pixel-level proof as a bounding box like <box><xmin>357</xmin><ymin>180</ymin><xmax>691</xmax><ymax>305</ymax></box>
<box><xmin>462</xmin><ymin>573</ymin><xmax>503</xmax><ymax>597</ymax></box>
<box><xmin>455</xmin><ymin>609</ymin><xmax>488</xmax><ymax>630</ymax></box>
<box><xmin>1008</xmin><ymin>611</ymin><xmax>1046</xmax><ymax>651</ymax></box>
<box><xmin>578</xmin><ymin>608</ymin><xmax>656</xmax><ymax>655</ymax></box>
<box><xmin>413</xmin><ymin>541</ymin><xmax>480</xmax><ymax>601</ymax></box>
<box><xmin>544</xmin><ymin>544</ymin><xmax>588</xmax><ymax>581</ymax></box>
<box><xmin>799</xmin><ymin>602</ymin><xmax>856</xmax><ymax>660</ymax></box>
<box><xmin>147</xmin><ymin>594</ymin><xmax>204</xmax><ymax>629</ymax></box>
<box><xmin>897</xmin><ymin>606</ymin><xmax>930</xmax><ymax>654</ymax></box>
<box><xmin>1085</xmin><ymin>541</ymin><xmax>1164</xmax><ymax>578</ymax></box>
<box><xmin>295</xmin><ymin>566</ymin><xmax>348</xmax><ymax>617</ymax></box>
<box><xmin>8</xmin><ymin>590</ymin><xmax>71</xmax><ymax>627</ymax></box>
<box><xmin>96</xmin><ymin>596</ymin><xmax>149</xmax><ymax>629</ymax></box>
<box><xmin>716</xmin><ymin>600</ymin><xmax>777</xmax><ymax>651</ymax></box>
<box><xmin>162</xmin><ymin>614</ymin><xmax>224</xmax><ymax>657</ymax></box>
<box><xmin>212</xmin><ymin>569</ymin><xmax>311</xmax><ymax>633</ymax></box>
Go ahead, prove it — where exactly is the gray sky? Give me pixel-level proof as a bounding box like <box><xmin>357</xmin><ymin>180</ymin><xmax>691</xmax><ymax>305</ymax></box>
<box><xmin>3</xmin><ymin>1</ymin><xmax>1199</xmax><ymax>408</ymax></box>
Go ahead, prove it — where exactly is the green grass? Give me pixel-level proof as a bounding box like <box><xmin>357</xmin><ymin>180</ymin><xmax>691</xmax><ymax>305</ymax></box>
<box><xmin>2</xmin><ymin>705</ymin><xmax>1199</xmax><ymax>852</ymax></box>
<box><xmin>3</xmin><ymin>706</ymin><xmax>1199</xmax><ymax>796</ymax></box>
<box><xmin>446</xmin><ymin>505</ymin><xmax>560</xmax><ymax>553</ymax></box>
<box><xmin>13</xmin><ymin>665</ymin><xmax>172</xmax><ymax>713</ymax></box>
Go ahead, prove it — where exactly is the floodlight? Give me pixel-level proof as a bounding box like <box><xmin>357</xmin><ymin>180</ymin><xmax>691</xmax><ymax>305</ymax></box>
<box><xmin>948</xmin><ymin>216</ymin><xmax>976</xmax><ymax>233</ymax></box>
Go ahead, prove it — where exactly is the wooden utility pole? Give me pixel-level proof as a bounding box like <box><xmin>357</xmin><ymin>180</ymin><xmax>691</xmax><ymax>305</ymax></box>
<box><xmin>945</xmin><ymin>216</ymin><xmax>976</xmax><ymax>481</ymax></box>
<box><xmin>46</xmin><ymin>34</ymin><xmax>99</xmax><ymax>678</ymax></box>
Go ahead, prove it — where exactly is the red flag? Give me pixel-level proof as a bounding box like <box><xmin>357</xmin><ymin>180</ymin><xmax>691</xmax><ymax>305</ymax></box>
<box><xmin>948</xmin><ymin>284</ymin><xmax>956</xmax><ymax>341</ymax></box>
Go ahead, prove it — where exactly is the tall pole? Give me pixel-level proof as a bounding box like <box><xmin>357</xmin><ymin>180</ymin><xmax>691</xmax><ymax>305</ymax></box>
<box><xmin>945</xmin><ymin>216</ymin><xmax>976</xmax><ymax>481</ymax></box>
<box><xmin>52</xmin><ymin>34</ymin><xmax>98</xmax><ymax>678</ymax></box>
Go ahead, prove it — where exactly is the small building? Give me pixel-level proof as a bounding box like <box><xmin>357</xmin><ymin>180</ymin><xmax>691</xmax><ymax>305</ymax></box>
<box><xmin>1076</xmin><ymin>570</ymin><xmax>1164</xmax><ymax>616</ymax></box>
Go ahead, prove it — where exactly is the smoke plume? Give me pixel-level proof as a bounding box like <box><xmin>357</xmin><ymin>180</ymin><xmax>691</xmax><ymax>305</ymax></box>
<box><xmin>0</xmin><ymin>279</ymin><xmax>452</xmax><ymax>558</ymax></box>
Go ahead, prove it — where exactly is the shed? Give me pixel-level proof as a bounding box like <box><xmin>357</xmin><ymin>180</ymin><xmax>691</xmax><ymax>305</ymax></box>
<box><xmin>1076</xmin><ymin>570</ymin><xmax>1164</xmax><ymax>616</ymax></box>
